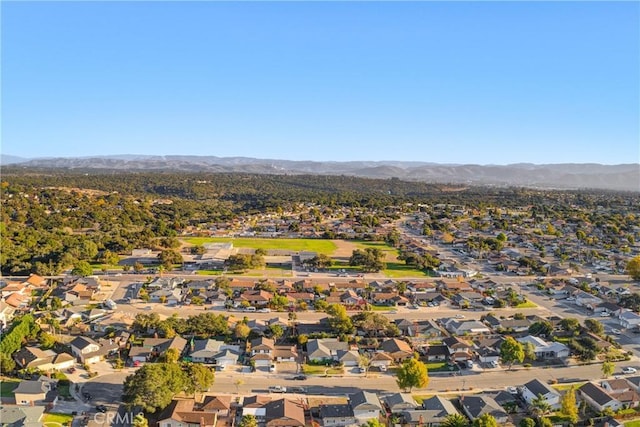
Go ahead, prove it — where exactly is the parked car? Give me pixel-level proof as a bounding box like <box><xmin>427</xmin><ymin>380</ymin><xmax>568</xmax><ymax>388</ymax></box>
<box><xmin>612</xmin><ymin>329</ymin><xmax>622</xmax><ymax>335</ymax></box>
<box><xmin>290</xmin><ymin>386</ymin><xmax>306</xmax><ymax>394</ymax></box>
<box><xmin>269</xmin><ymin>364</ymin><xmax>276</xmax><ymax>373</ymax></box>
<box><xmin>293</xmin><ymin>375</ymin><xmax>307</xmax><ymax>380</ymax></box>
<box><xmin>268</xmin><ymin>386</ymin><xmax>286</xmax><ymax>393</ymax></box>
<box><xmin>623</xmin><ymin>367</ymin><xmax>637</xmax><ymax>374</ymax></box>
<box><xmin>67</xmin><ymin>367</ymin><xmax>76</xmax><ymax>374</ymax></box>
<box><xmin>96</xmin><ymin>405</ymin><xmax>107</xmax><ymax>413</ymax></box>
<box><xmin>600</xmin><ymin>312</ymin><xmax>611</xmax><ymax>317</ymax></box>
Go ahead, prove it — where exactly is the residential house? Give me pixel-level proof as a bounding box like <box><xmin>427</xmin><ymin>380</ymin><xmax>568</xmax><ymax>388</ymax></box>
<box><xmin>13</xmin><ymin>346</ymin><xmax>75</xmax><ymax>372</ymax></box>
<box><xmin>349</xmin><ymin>391</ymin><xmax>382</xmax><ymax>423</ymax></box>
<box><xmin>264</xmin><ymin>398</ymin><xmax>306</xmax><ymax>427</ymax></box>
<box><xmin>188</xmin><ymin>339</ymin><xmax>240</xmax><ymax>366</ymax></box>
<box><xmin>13</xmin><ymin>380</ymin><xmax>56</xmax><ymax>406</ymax></box>
<box><xmin>444</xmin><ymin>319</ymin><xmax>490</xmax><ymax>336</ymax></box>
<box><xmin>0</xmin><ymin>406</ymin><xmax>45</xmax><ymax>426</ymax></box>
<box><xmin>521</xmin><ymin>379</ymin><xmax>561</xmax><ymax>409</ymax></box>
<box><xmin>423</xmin><ymin>345</ymin><xmax>449</xmax><ymax>362</ymax></box>
<box><xmin>516</xmin><ymin>336</ymin><xmax>570</xmax><ymax>360</ymax></box>
<box><xmin>573</xmin><ymin>291</ymin><xmax>602</xmax><ymax>309</ymax></box>
<box><xmin>370</xmin><ymin>352</ymin><xmax>394</xmax><ymax>370</ymax></box>
<box><xmin>0</xmin><ymin>300</ymin><xmax>16</xmax><ymax>328</ymax></box>
<box><xmin>237</xmin><ymin>290</ymin><xmax>273</xmax><ymax>308</ymax></box>
<box><xmin>401</xmin><ymin>396</ymin><xmax>459</xmax><ymax>426</ymax></box>
<box><xmin>416</xmin><ymin>320</ymin><xmax>443</xmax><ymax>338</ymax></box>
<box><xmin>318</xmin><ymin>404</ymin><xmax>357</xmax><ymax>427</ymax></box>
<box><xmin>382</xmin><ymin>393</ymin><xmax>417</xmax><ymax>413</ymax></box>
<box><xmin>378</xmin><ymin>339</ymin><xmax>414</xmax><ymax>363</ymax></box>
<box><xmin>149</xmin><ymin>288</ymin><xmax>182</xmax><ymax>305</ymax></box>
<box><xmin>578</xmin><ymin>382</ymin><xmax>622</xmax><ymax>413</ymax></box>
<box><xmin>69</xmin><ymin>336</ymin><xmax>101</xmax><ymax>363</ymax></box>
<box><xmin>156</xmin><ymin>398</ymin><xmax>218</xmax><ymax>427</ymax></box>
<box><xmin>199</xmin><ymin>395</ymin><xmax>232</xmax><ymax>416</ymax></box>
<box><xmin>307</xmin><ymin>338</ymin><xmax>349</xmax><ymax>363</ymax></box>
<box><xmin>459</xmin><ymin>395</ymin><xmax>508</xmax><ymax>424</ymax></box>
<box><xmin>601</xmin><ymin>379</ymin><xmax>640</xmax><ymax>408</ymax></box>
<box><xmin>274</xmin><ymin>346</ymin><xmax>299</xmax><ymax>363</ymax></box>
<box><xmin>144</xmin><ymin>336</ymin><xmax>188</xmax><ymax>358</ymax></box>
<box><xmin>250</xmin><ymin>337</ymin><xmax>275</xmax><ymax>368</ymax></box>
<box><xmin>619</xmin><ymin>311</ymin><xmax>640</xmax><ymax>329</ymax></box>
<box><xmin>443</xmin><ymin>337</ymin><xmax>473</xmax><ymax>362</ymax></box>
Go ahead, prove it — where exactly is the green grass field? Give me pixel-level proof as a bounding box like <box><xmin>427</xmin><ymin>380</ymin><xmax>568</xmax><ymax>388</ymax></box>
<box><xmin>183</xmin><ymin>237</ymin><xmax>337</xmax><ymax>254</ymax></box>
<box><xmin>0</xmin><ymin>378</ymin><xmax>19</xmax><ymax>397</ymax></box>
<box><xmin>625</xmin><ymin>420</ymin><xmax>640</xmax><ymax>427</ymax></box>
<box><xmin>383</xmin><ymin>262</ymin><xmax>433</xmax><ymax>278</ymax></box>
<box><xmin>43</xmin><ymin>413</ymin><xmax>74</xmax><ymax>426</ymax></box>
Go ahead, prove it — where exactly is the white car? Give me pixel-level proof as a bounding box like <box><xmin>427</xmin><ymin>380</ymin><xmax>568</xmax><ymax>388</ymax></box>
<box><xmin>623</xmin><ymin>367</ymin><xmax>637</xmax><ymax>374</ymax></box>
<box><xmin>612</xmin><ymin>329</ymin><xmax>622</xmax><ymax>335</ymax></box>
<box><xmin>600</xmin><ymin>312</ymin><xmax>611</xmax><ymax>317</ymax></box>
<box><xmin>454</xmin><ymin>314</ymin><xmax>465</xmax><ymax>319</ymax></box>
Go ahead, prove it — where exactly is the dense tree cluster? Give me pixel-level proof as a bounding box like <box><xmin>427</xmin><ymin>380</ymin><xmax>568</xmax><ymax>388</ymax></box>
<box><xmin>1</xmin><ymin>171</ymin><xmax>638</xmax><ymax>275</ymax></box>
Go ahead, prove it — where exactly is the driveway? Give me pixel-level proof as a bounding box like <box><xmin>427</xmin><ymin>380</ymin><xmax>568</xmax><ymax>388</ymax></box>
<box><xmin>81</xmin><ymin>372</ymin><xmax>128</xmax><ymax>409</ymax></box>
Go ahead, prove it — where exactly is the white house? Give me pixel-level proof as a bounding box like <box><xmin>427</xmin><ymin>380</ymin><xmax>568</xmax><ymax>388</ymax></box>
<box><xmin>522</xmin><ymin>379</ymin><xmax>561</xmax><ymax>409</ymax></box>
<box><xmin>69</xmin><ymin>336</ymin><xmax>101</xmax><ymax>364</ymax></box>
<box><xmin>350</xmin><ymin>391</ymin><xmax>382</xmax><ymax>423</ymax></box>
<box><xmin>619</xmin><ymin>311</ymin><xmax>640</xmax><ymax>329</ymax></box>
<box><xmin>517</xmin><ymin>336</ymin><xmax>570</xmax><ymax>359</ymax></box>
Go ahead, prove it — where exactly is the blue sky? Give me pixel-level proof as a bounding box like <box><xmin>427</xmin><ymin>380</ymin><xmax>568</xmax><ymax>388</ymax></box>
<box><xmin>2</xmin><ymin>1</ymin><xmax>639</xmax><ymax>164</ymax></box>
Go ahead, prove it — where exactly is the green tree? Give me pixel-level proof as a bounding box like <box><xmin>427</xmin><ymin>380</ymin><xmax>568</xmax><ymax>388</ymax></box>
<box><xmin>38</xmin><ymin>332</ymin><xmax>57</xmax><ymax>350</ymax></box>
<box><xmin>327</xmin><ymin>303</ymin><xmax>354</xmax><ymax>335</ymax></box>
<box><xmin>529</xmin><ymin>394</ymin><xmax>551</xmax><ymax>418</ymax></box>
<box><xmin>132</xmin><ymin>413</ymin><xmax>149</xmax><ymax>427</ymax></box>
<box><xmin>268</xmin><ymin>324</ymin><xmax>285</xmax><ymax>341</ymax></box>
<box><xmin>627</xmin><ymin>256</ymin><xmax>640</xmax><ymax>280</ymax></box>
<box><xmin>164</xmin><ymin>348</ymin><xmax>181</xmax><ymax>363</ymax></box>
<box><xmin>234</xmin><ymin>322</ymin><xmax>251</xmax><ymax>341</ymax></box>
<box><xmin>560</xmin><ymin>386</ymin><xmax>579</xmax><ymax>424</ymax></box>
<box><xmin>349</xmin><ymin>248</ymin><xmax>385</xmax><ymax>272</ymax></box>
<box><xmin>601</xmin><ymin>361</ymin><xmax>614</xmax><ymax>378</ymax></box>
<box><xmin>519</xmin><ymin>418</ymin><xmax>536</xmax><ymax>427</ymax></box>
<box><xmin>183</xmin><ymin>363</ymin><xmax>215</xmax><ymax>393</ymax></box>
<box><xmin>523</xmin><ymin>341</ymin><xmax>536</xmax><ymax>362</ymax></box>
<box><xmin>361</xmin><ymin>419</ymin><xmax>385</xmax><ymax>427</ymax></box>
<box><xmin>560</xmin><ymin>318</ymin><xmax>580</xmax><ymax>335</ymax></box>
<box><xmin>239</xmin><ymin>415</ymin><xmax>258</xmax><ymax>427</ymax></box>
<box><xmin>528</xmin><ymin>321</ymin><xmax>553</xmax><ymax>337</ymax></box>
<box><xmin>158</xmin><ymin>250</ymin><xmax>183</xmax><ymax>269</ymax></box>
<box><xmin>584</xmin><ymin>319</ymin><xmax>604</xmax><ymax>336</ymax></box>
<box><xmin>71</xmin><ymin>260</ymin><xmax>93</xmax><ymax>277</ymax></box>
<box><xmin>441</xmin><ymin>413</ymin><xmax>470</xmax><ymax>427</ymax></box>
<box><xmin>122</xmin><ymin>363</ymin><xmax>188</xmax><ymax>413</ymax></box>
<box><xmin>395</xmin><ymin>357</ymin><xmax>429</xmax><ymax>392</ymax></box>
<box><xmin>500</xmin><ymin>336</ymin><xmax>525</xmax><ymax>368</ymax></box>
<box><xmin>0</xmin><ymin>352</ymin><xmax>16</xmax><ymax>373</ymax></box>
<box><xmin>473</xmin><ymin>414</ymin><xmax>498</xmax><ymax>427</ymax></box>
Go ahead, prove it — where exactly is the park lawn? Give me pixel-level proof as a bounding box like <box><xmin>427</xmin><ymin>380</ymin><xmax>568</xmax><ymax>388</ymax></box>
<box><xmin>43</xmin><ymin>413</ymin><xmax>74</xmax><ymax>426</ymax></box>
<box><xmin>301</xmin><ymin>364</ymin><xmax>344</xmax><ymax>375</ymax></box>
<box><xmin>515</xmin><ymin>300</ymin><xmax>537</xmax><ymax>308</ymax></box>
<box><xmin>182</xmin><ymin>237</ymin><xmax>337</xmax><ymax>254</ymax></box>
<box><xmin>0</xmin><ymin>378</ymin><xmax>20</xmax><ymax>397</ymax></box>
<box><xmin>383</xmin><ymin>262</ymin><xmax>432</xmax><ymax>278</ymax></box>
<box><xmin>196</xmin><ymin>270</ymin><xmax>224</xmax><ymax>275</ymax></box>
<box><xmin>625</xmin><ymin>420</ymin><xmax>640</xmax><ymax>427</ymax></box>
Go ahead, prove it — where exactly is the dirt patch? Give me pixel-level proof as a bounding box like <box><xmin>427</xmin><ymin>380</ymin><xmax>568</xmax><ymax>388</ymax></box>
<box><xmin>331</xmin><ymin>240</ymin><xmax>360</xmax><ymax>257</ymax></box>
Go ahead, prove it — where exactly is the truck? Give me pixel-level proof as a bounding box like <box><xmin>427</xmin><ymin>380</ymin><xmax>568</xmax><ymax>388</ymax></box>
<box><xmin>104</xmin><ymin>299</ymin><xmax>117</xmax><ymax>310</ymax></box>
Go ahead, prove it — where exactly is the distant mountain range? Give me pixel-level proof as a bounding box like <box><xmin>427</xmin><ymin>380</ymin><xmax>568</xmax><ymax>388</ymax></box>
<box><xmin>2</xmin><ymin>154</ymin><xmax>639</xmax><ymax>192</ymax></box>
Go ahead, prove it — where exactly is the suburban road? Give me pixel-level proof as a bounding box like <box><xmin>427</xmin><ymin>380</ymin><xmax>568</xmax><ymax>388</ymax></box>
<box><xmin>210</xmin><ymin>362</ymin><xmax>636</xmax><ymax>396</ymax></box>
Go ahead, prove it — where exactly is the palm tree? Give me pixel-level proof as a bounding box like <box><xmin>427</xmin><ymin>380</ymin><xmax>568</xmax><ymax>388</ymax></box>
<box><xmin>442</xmin><ymin>413</ymin><xmax>470</xmax><ymax>427</ymax></box>
<box><xmin>529</xmin><ymin>394</ymin><xmax>552</xmax><ymax>418</ymax></box>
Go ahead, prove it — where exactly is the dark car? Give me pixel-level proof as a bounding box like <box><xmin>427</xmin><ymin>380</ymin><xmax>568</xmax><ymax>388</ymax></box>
<box><xmin>67</xmin><ymin>367</ymin><xmax>76</xmax><ymax>373</ymax></box>
<box><xmin>96</xmin><ymin>405</ymin><xmax>107</xmax><ymax>413</ymax></box>
<box><xmin>293</xmin><ymin>375</ymin><xmax>307</xmax><ymax>381</ymax></box>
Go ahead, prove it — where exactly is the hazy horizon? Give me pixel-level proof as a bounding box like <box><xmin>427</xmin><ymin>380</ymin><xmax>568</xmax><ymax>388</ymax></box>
<box><xmin>3</xmin><ymin>2</ymin><xmax>639</xmax><ymax>164</ymax></box>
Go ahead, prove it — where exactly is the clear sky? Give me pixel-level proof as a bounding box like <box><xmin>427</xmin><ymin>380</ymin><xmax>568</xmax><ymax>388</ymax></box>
<box><xmin>2</xmin><ymin>1</ymin><xmax>639</xmax><ymax>164</ymax></box>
